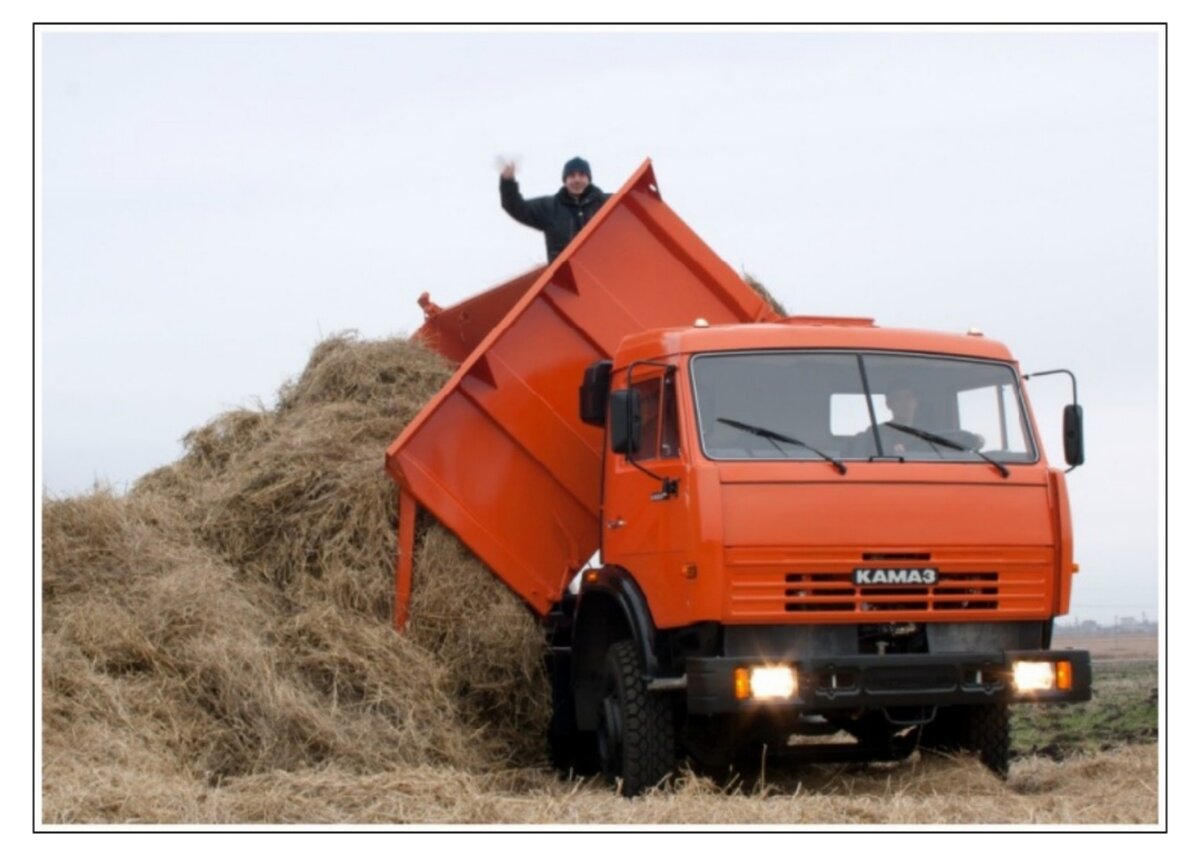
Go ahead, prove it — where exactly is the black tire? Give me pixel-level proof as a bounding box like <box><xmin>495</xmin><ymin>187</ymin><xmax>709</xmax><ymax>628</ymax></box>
<box><xmin>966</xmin><ymin>704</ymin><xmax>1010</xmax><ymax>777</ymax></box>
<box><xmin>595</xmin><ymin>640</ymin><xmax>675</xmax><ymax>796</ymax></box>
<box><xmin>919</xmin><ymin>705</ymin><xmax>1010</xmax><ymax>777</ymax></box>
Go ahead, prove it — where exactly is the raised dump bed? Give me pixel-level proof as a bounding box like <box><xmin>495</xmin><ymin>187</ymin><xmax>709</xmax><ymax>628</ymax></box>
<box><xmin>385</xmin><ymin>159</ymin><xmax>780</xmax><ymax>627</ymax></box>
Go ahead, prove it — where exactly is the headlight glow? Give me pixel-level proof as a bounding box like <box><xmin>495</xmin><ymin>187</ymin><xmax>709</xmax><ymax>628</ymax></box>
<box><xmin>1012</xmin><ymin>660</ymin><xmax>1055</xmax><ymax>692</ymax></box>
<box><xmin>745</xmin><ymin>665</ymin><xmax>799</xmax><ymax>700</ymax></box>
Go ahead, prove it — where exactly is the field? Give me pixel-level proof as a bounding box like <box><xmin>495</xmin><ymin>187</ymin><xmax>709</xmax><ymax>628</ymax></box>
<box><xmin>1011</xmin><ymin>658</ymin><xmax>1157</xmax><ymax>759</ymax></box>
<box><xmin>40</xmin><ymin>334</ymin><xmax>1161</xmax><ymax>826</ymax></box>
<box><xmin>1060</xmin><ymin>632</ymin><xmax>1158</xmax><ymax>661</ymax></box>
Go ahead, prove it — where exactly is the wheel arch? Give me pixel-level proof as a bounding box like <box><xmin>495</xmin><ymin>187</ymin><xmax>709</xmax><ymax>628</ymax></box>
<box><xmin>571</xmin><ymin>566</ymin><xmax>660</xmax><ymax>730</ymax></box>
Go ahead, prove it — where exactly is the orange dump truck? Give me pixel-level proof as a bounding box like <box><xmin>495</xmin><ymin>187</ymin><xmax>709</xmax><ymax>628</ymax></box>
<box><xmin>386</xmin><ymin>160</ymin><xmax>1091</xmax><ymax>794</ymax></box>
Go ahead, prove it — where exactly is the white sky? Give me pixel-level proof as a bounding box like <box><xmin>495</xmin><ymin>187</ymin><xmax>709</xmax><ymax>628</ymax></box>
<box><xmin>37</xmin><ymin>26</ymin><xmax>1161</xmax><ymax>624</ymax></box>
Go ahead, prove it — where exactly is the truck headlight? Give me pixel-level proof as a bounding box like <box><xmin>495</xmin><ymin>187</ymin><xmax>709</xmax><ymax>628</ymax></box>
<box><xmin>734</xmin><ymin>665</ymin><xmax>799</xmax><ymax>700</ymax></box>
<box><xmin>1012</xmin><ymin>660</ymin><xmax>1054</xmax><ymax>691</ymax></box>
<box><xmin>1012</xmin><ymin>659</ymin><xmax>1080</xmax><ymax>693</ymax></box>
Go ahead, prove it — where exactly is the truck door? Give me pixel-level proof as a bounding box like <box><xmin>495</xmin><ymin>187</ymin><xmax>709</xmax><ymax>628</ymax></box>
<box><xmin>602</xmin><ymin>367</ymin><xmax>691</xmax><ymax>615</ymax></box>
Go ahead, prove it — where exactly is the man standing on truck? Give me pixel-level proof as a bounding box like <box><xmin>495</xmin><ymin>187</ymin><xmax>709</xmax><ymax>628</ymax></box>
<box><xmin>498</xmin><ymin>157</ymin><xmax>610</xmax><ymax>261</ymax></box>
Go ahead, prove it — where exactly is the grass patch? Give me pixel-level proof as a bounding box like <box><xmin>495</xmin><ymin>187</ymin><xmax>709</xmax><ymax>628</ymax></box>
<box><xmin>1011</xmin><ymin>660</ymin><xmax>1158</xmax><ymax>759</ymax></box>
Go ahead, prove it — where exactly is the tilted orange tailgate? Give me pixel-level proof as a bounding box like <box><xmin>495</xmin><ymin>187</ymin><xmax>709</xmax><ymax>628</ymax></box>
<box><xmin>386</xmin><ymin>159</ymin><xmax>780</xmax><ymax>620</ymax></box>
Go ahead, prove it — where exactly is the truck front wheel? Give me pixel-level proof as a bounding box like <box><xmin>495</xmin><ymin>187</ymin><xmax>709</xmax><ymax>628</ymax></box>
<box><xmin>966</xmin><ymin>704</ymin><xmax>1010</xmax><ymax>777</ymax></box>
<box><xmin>595</xmin><ymin>640</ymin><xmax>675</xmax><ymax>796</ymax></box>
<box><xmin>919</xmin><ymin>704</ymin><xmax>1010</xmax><ymax>777</ymax></box>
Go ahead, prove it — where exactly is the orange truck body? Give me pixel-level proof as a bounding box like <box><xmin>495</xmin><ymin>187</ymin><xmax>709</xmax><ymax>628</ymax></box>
<box><xmin>385</xmin><ymin>159</ymin><xmax>1089</xmax><ymax>790</ymax></box>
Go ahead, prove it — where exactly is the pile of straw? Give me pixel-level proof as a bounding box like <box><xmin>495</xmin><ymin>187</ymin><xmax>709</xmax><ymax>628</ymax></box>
<box><xmin>42</xmin><ymin>334</ymin><xmax>550</xmax><ymax>821</ymax></box>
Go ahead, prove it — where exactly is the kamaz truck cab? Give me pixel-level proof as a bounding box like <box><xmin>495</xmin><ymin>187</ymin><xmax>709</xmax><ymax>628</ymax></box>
<box><xmin>556</xmin><ymin>317</ymin><xmax>1089</xmax><ymax>792</ymax></box>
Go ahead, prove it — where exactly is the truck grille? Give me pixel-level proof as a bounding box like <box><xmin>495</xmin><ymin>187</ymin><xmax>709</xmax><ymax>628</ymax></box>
<box><xmin>725</xmin><ymin>549</ymin><xmax>1054</xmax><ymax>620</ymax></box>
<box><xmin>782</xmin><ymin>571</ymin><xmax>1000</xmax><ymax>612</ymax></box>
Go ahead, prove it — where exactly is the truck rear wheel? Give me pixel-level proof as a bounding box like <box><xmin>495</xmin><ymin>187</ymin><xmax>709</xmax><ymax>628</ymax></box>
<box><xmin>595</xmin><ymin>640</ymin><xmax>675</xmax><ymax>796</ymax></box>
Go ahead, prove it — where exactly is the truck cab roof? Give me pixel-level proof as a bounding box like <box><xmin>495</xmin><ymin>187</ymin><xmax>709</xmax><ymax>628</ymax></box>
<box><xmin>615</xmin><ymin>318</ymin><xmax>1017</xmax><ymax>367</ymax></box>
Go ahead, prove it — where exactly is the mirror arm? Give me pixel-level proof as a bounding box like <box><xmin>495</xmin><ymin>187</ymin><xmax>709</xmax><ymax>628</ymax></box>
<box><xmin>1023</xmin><ymin>368</ymin><xmax>1079</xmax><ymax>408</ymax></box>
<box><xmin>1024</xmin><ymin>368</ymin><xmax>1083</xmax><ymax>473</ymax></box>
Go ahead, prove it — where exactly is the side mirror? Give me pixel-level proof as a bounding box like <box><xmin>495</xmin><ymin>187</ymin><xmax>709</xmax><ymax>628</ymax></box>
<box><xmin>1064</xmin><ymin>404</ymin><xmax>1084</xmax><ymax>467</ymax></box>
<box><xmin>609</xmin><ymin>388</ymin><xmax>641</xmax><ymax>456</ymax></box>
<box><xmin>1023</xmin><ymin>369</ymin><xmax>1084</xmax><ymax>472</ymax></box>
<box><xmin>579</xmin><ymin>360</ymin><xmax>613</xmax><ymax>427</ymax></box>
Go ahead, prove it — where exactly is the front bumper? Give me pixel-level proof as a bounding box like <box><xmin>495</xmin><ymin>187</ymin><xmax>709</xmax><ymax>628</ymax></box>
<box><xmin>685</xmin><ymin>649</ymin><xmax>1091</xmax><ymax>715</ymax></box>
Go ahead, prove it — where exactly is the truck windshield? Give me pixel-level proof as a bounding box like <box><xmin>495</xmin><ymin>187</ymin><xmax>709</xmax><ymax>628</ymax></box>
<box><xmin>691</xmin><ymin>351</ymin><xmax>1036</xmax><ymax>463</ymax></box>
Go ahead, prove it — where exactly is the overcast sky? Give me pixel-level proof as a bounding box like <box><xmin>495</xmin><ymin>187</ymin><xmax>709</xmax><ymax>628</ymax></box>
<box><xmin>39</xmin><ymin>28</ymin><xmax>1161</xmax><ymax>623</ymax></box>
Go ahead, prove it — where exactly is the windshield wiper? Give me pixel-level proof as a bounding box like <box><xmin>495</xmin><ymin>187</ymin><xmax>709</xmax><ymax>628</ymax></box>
<box><xmin>884</xmin><ymin>422</ymin><xmax>1010</xmax><ymax>478</ymax></box>
<box><xmin>717</xmin><ymin>417</ymin><xmax>847</xmax><ymax>475</ymax></box>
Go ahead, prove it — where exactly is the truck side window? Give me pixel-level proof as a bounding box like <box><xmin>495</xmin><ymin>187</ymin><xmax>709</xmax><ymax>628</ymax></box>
<box><xmin>630</xmin><ymin>374</ymin><xmax>681</xmax><ymax>461</ymax></box>
<box><xmin>631</xmin><ymin>378</ymin><xmax>661</xmax><ymax>462</ymax></box>
<box><xmin>660</xmin><ymin>374</ymin><xmax>680</xmax><ymax>459</ymax></box>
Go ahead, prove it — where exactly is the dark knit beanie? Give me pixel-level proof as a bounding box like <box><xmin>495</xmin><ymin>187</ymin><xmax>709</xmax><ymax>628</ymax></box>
<box><xmin>562</xmin><ymin>156</ymin><xmax>592</xmax><ymax>181</ymax></box>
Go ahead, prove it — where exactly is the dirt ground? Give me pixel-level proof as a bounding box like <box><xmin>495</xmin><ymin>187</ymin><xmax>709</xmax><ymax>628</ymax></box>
<box><xmin>1058</xmin><ymin>632</ymin><xmax>1158</xmax><ymax>661</ymax></box>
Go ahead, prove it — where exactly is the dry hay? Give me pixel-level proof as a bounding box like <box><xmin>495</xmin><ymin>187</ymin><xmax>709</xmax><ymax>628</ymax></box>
<box><xmin>41</xmin><ymin>332</ymin><xmax>1156</xmax><ymax>826</ymax></box>
<box><xmin>743</xmin><ymin>271</ymin><xmax>788</xmax><ymax>318</ymax></box>
<box><xmin>42</xmin><ymin>333</ymin><xmax>549</xmax><ymax>823</ymax></box>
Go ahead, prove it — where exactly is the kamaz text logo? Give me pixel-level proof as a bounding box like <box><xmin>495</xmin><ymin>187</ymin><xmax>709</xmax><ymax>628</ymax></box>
<box><xmin>853</xmin><ymin>567</ymin><xmax>939</xmax><ymax>586</ymax></box>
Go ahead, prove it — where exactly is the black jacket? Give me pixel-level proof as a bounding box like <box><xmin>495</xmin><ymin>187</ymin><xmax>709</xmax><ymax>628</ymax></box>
<box><xmin>500</xmin><ymin>177</ymin><xmax>611</xmax><ymax>261</ymax></box>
